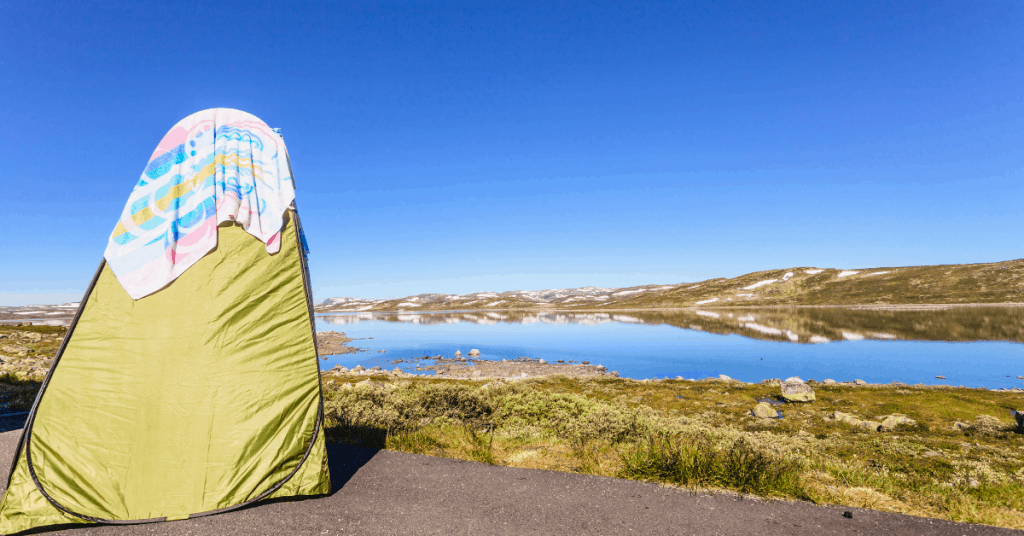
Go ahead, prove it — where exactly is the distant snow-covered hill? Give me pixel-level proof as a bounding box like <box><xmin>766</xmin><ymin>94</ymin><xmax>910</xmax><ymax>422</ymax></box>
<box><xmin>315</xmin><ymin>258</ymin><xmax>1024</xmax><ymax>311</ymax></box>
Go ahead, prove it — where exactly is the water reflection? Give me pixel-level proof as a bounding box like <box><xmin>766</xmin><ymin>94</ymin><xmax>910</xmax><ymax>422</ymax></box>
<box><xmin>317</xmin><ymin>306</ymin><xmax>1024</xmax><ymax>344</ymax></box>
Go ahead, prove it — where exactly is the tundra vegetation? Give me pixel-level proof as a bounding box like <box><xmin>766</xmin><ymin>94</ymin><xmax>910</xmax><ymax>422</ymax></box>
<box><xmin>320</xmin><ymin>374</ymin><xmax>1024</xmax><ymax>530</ymax></box>
<box><xmin>2</xmin><ymin>324</ymin><xmax>1022</xmax><ymax>529</ymax></box>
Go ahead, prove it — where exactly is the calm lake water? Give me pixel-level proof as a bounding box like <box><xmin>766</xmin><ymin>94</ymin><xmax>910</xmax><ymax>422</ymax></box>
<box><xmin>315</xmin><ymin>307</ymin><xmax>1024</xmax><ymax>389</ymax></box>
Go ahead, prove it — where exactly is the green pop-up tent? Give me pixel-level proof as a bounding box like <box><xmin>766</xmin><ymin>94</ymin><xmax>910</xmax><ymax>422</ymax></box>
<box><xmin>0</xmin><ymin>109</ymin><xmax>330</xmax><ymax>533</ymax></box>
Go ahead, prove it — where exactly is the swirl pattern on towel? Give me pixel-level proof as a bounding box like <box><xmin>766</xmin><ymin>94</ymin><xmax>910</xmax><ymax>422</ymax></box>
<box><xmin>104</xmin><ymin>108</ymin><xmax>295</xmax><ymax>299</ymax></box>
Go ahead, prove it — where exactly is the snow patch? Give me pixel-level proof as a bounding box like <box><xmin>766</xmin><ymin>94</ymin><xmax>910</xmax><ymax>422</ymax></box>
<box><xmin>613</xmin><ymin>290</ymin><xmax>644</xmax><ymax>296</ymax></box>
<box><xmin>782</xmin><ymin>272</ymin><xmax>794</xmax><ymax>281</ymax></box>
<box><xmin>871</xmin><ymin>332</ymin><xmax>897</xmax><ymax>340</ymax></box>
<box><xmin>695</xmin><ymin>298</ymin><xmax>718</xmax><ymax>305</ymax></box>
<box><xmin>805</xmin><ymin>269</ymin><xmax>824</xmax><ymax>275</ymax></box>
<box><xmin>837</xmin><ymin>271</ymin><xmax>858</xmax><ymax>278</ymax></box>
<box><xmin>743</xmin><ymin>279</ymin><xmax>777</xmax><ymax>290</ymax></box>
<box><xmin>785</xmin><ymin>330</ymin><xmax>799</xmax><ymax>342</ymax></box>
<box><xmin>485</xmin><ymin>301</ymin><xmax>503</xmax><ymax>307</ymax></box>
<box><xmin>397</xmin><ymin>302</ymin><xmax>421</xmax><ymax>307</ymax></box>
<box><xmin>842</xmin><ymin>331</ymin><xmax>865</xmax><ymax>341</ymax></box>
<box><xmin>695</xmin><ymin>310</ymin><xmax>720</xmax><ymax>318</ymax></box>
<box><xmin>862</xmin><ymin>271</ymin><xmax>890</xmax><ymax>277</ymax></box>
<box><xmin>737</xmin><ymin>315</ymin><xmax>756</xmax><ymax>322</ymax></box>
<box><xmin>809</xmin><ymin>335</ymin><xmax>830</xmax><ymax>344</ymax></box>
<box><xmin>743</xmin><ymin>323</ymin><xmax>783</xmax><ymax>336</ymax></box>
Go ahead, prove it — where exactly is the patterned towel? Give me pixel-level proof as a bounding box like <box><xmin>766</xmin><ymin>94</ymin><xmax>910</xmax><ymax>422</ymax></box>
<box><xmin>104</xmin><ymin>109</ymin><xmax>296</xmax><ymax>299</ymax></box>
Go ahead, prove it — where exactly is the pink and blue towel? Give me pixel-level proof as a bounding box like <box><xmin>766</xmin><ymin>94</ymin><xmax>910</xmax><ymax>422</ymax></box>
<box><xmin>104</xmin><ymin>108</ymin><xmax>296</xmax><ymax>299</ymax></box>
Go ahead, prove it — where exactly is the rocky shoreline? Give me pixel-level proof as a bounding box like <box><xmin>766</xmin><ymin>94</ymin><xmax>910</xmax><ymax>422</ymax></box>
<box><xmin>326</xmin><ymin>353</ymin><xmax>619</xmax><ymax>380</ymax></box>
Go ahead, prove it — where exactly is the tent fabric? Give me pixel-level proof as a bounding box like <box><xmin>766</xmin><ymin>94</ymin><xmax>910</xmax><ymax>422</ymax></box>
<box><xmin>105</xmin><ymin>108</ymin><xmax>296</xmax><ymax>300</ymax></box>
<box><xmin>0</xmin><ymin>213</ymin><xmax>330</xmax><ymax>533</ymax></box>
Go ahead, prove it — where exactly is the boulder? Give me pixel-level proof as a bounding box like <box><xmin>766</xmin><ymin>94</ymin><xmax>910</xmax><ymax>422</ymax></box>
<box><xmin>879</xmin><ymin>414</ymin><xmax>917</xmax><ymax>431</ymax></box>
<box><xmin>330</xmin><ymin>365</ymin><xmax>349</xmax><ymax>374</ymax></box>
<box><xmin>784</xmin><ymin>376</ymin><xmax>803</xmax><ymax>383</ymax></box>
<box><xmin>953</xmin><ymin>421</ymin><xmax>970</xmax><ymax>431</ymax></box>
<box><xmin>761</xmin><ymin>379</ymin><xmax>781</xmax><ymax>387</ymax></box>
<box><xmin>392</xmin><ymin>367</ymin><xmax>403</xmax><ymax>375</ymax></box>
<box><xmin>581</xmin><ymin>361</ymin><xmax>590</xmax><ymax>365</ymax></box>
<box><xmin>537</xmin><ymin>359</ymin><xmax>547</xmax><ymax>365</ymax></box>
<box><xmin>751</xmin><ymin>402</ymin><xmax>778</xmax><ymax>419</ymax></box>
<box><xmin>854</xmin><ymin>379</ymin><xmax>867</xmax><ymax>385</ymax></box>
<box><xmin>830</xmin><ymin>412</ymin><xmax>863</xmax><ymax>426</ymax></box>
<box><xmin>823</xmin><ymin>379</ymin><xmax>836</xmax><ymax>385</ymax></box>
<box><xmin>468</xmin><ymin>349</ymin><xmax>481</xmax><ymax>356</ymax></box>
<box><xmin>352</xmin><ymin>365</ymin><xmax>365</xmax><ymax>372</ymax></box>
<box><xmin>781</xmin><ymin>380</ymin><xmax>815</xmax><ymax>402</ymax></box>
<box><xmin>1014</xmin><ymin>410</ymin><xmax>1023</xmax><ymax>433</ymax></box>
<box><xmin>454</xmin><ymin>350</ymin><xmax>462</xmax><ymax>357</ymax></box>
<box><xmin>370</xmin><ymin>366</ymin><xmax>382</xmax><ymax>372</ymax></box>
<box><xmin>596</xmin><ymin>365</ymin><xmax>607</xmax><ymax>371</ymax></box>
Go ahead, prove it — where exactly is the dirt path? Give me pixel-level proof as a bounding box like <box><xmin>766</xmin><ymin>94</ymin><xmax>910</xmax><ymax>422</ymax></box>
<box><xmin>0</xmin><ymin>425</ymin><xmax>1016</xmax><ymax>535</ymax></box>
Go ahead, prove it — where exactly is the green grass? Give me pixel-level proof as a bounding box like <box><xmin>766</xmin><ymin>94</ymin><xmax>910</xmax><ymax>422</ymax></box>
<box><xmin>619</xmin><ymin>431</ymin><xmax>806</xmax><ymax>497</ymax></box>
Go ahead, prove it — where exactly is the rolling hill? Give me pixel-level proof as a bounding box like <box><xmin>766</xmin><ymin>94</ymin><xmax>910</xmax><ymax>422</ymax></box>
<box><xmin>315</xmin><ymin>259</ymin><xmax>1024</xmax><ymax>312</ymax></box>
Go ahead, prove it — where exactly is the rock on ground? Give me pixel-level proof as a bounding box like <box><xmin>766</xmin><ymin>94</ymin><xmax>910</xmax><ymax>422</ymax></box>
<box><xmin>751</xmin><ymin>402</ymin><xmax>778</xmax><ymax>419</ymax></box>
<box><xmin>879</xmin><ymin>414</ymin><xmax>916</xmax><ymax>431</ymax></box>
<box><xmin>780</xmin><ymin>379</ymin><xmax>816</xmax><ymax>402</ymax></box>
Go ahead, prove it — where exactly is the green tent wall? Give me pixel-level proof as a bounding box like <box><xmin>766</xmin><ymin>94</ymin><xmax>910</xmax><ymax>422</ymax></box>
<box><xmin>0</xmin><ymin>212</ymin><xmax>330</xmax><ymax>533</ymax></box>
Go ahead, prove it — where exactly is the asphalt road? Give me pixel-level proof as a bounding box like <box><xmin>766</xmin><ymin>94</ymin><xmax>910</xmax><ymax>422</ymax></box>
<box><xmin>0</xmin><ymin>417</ymin><xmax>1017</xmax><ymax>535</ymax></box>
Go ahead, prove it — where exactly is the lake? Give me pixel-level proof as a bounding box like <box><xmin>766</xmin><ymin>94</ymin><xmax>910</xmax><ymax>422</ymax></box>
<box><xmin>315</xmin><ymin>306</ymin><xmax>1024</xmax><ymax>389</ymax></box>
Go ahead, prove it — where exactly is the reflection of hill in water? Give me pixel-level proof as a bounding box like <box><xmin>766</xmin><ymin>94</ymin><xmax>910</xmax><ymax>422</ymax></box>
<box><xmin>317</xmin><ymin>307</ymin><xmax>1024</xmax><ymax>343</ymax></box>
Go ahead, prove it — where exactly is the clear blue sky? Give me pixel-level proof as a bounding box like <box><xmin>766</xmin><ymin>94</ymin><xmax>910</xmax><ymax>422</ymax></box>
<box><xmin>1</xmin><ymin>1</ymin><xmax>1021</xmax><ymax>305</ymax></box>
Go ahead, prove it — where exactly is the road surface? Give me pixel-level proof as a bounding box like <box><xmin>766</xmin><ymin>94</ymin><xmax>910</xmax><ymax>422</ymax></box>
<box><xmin>0</xmin><ymin>416</ymin><xmax>1016</xmax><ymax>535</ymax></box>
